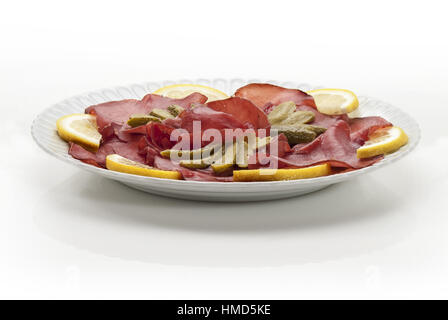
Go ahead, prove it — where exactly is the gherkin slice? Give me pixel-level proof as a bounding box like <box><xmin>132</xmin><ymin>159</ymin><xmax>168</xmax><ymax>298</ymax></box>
<box><xmin>127</xmin><ymin>114</ymin><xmax>161</xmax><ymax>127</ymax></box>
<box><xmin>179</xmin><ymin>146</ymin><xmax>223</xmax><ymax>169</ymax></box>
<box><xmin>160</xmin><ymin>143</ymin><xmax>221</xmax><ymax>160</ymax></box>
<box><xmin>180</xmin><ymin>159</ymin><xmax>211</xmax><ymax>169</ymax></box>
<box><xmin>267</xmin><ymin>101</ymin><xmax>296</xmax><ymax>125</ymax></box>
<box><xmin>280</xmin><ymin>110</ymin><xmax>315</xmax><ymax>125</ymax></box>
<box><xmin>256</xmin><ymin>136</ymin><xmax>271</xmax><ymax>150</ymax></box>
<box><xmin>236</xmin><ymin>141</ymin><xmax>250</xmax><ymax>168</ymax></box>
<box><xmin>272</xmin><ymin>125</ymin><xmax>317</xmax><ymax>145</ymax></box>
<box><xmin>211</xmin><ymin>143</ymin><xmax>236</xmax><ymax>173</ymax></box>
<box><xmin>303</xmin><ymin>124</ymin><xmax>327</xmax><ymax>135</ymax></box>
<box><xmin>167</xmin><ymin>104</ymin><xmax>185</xmax><ymax>117</ymax></box>
<box><xmin>150</xmin><ymin>108</ymin><xmax>175</xmax><ymax>120</ymax></box>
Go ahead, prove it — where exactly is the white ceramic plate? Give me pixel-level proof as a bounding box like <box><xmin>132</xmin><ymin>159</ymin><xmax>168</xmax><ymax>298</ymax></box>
<box><xmin>31</xmin><ymin>79</ymin><xmax>420</xmax><ymax>202</ymax></box>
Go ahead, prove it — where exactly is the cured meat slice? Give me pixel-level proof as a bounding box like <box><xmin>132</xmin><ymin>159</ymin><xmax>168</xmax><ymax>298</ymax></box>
<box><xmin>180</xmin><ymin>105</ymin><xmax>248</xmax><ymax>132</ymax></box>
<box><xmin>249</xmin><ymin>120</ymin><xmax>382</xmax><ymax>169</ymax></box>
<box><xmin>146</xmin><ymin>122</ymin><xmax>178</xmax><ymax>150</ymax></box>
<box><xmin>153</xmin><ymin>156</ymin><xmax>233</xmax><ymax>182</ymax></box>
<box><xmin>180</xmin><ymin>169</ymin><xmax>234</xmax><ymax>182</ymax></box>
<box><xmin>69</xmin><ymin>135</ymin><xmax>145</xmax><ymax>168</ymax></box>
<box><xmin>141</xmin><ymin>92</ymin><xmax>207</xmax><ymax>110</ymax></box>
<box><xmin>281</xmin><ymin>120</ymin><xmax>382</xmax><ymax>169</ymax></box>
<box><xmin>86</xmin><ymin>99</ymin><xmax>148</xmax><ymax>139</ymax></box>
<box><xmin>349</xmin><ymin>116</ymin><xmax>392</xmax><ymax>144</ymax></box>
<box><xmin>85</xmin><ymin>93</ymin><xmax>207</xmax><ymax>140</ymax></box>
<box><xmin>296</xmin><ymin>105</ymin><xmax>349</xmax><ymax>128</ymax></box>
<box><xmin>206</xmin><ymin>97</ymin><xmax>270</xmax><ymax>129</ymax></box>
<box><xmin>234</xmin><ymin>83</ymin><xmax>316</xmax><ymax>109</ymax></box>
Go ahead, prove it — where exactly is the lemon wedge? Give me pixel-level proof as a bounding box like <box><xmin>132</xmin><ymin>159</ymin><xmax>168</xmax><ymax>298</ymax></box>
<box><xmin>56</xmin><ymin>114</ymin><xmax>102</xmax><ymax>151</ymax></box>
<box><xmin>307</xmin><ymin>89</ymin><xmax>359</xmax><ymax>115</ymax></box>
<box><xmin>106</xmin><ymin>154</ymin><xmax>181</xmax><ymax>180</ymax></box>
<box><xmin>233</xmin><ymin>163</ymin><xmax>331</xmax><ymax>182</ymax></box>
<box><xmin>357</xmin><ymin>126</ymin><xmax>408</xmax><ymax>159</ymax></box>
<box><xmin>153</xmin><ymin>84</ymin><xmax>229</xmax><ymax>102</ymax></box>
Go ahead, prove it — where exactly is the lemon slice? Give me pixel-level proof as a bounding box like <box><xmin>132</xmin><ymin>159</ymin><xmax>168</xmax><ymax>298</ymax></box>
<box><xmin>56</xmin><ymin>114</ymin><xmax>102</xmax><ymax>151</ymax></box>
<box><xmin>357</xmin><ymin>126</ymin><xmax>408</xmax><ymax>159</ymax></box>
<box><xmin>153</xmin><ymin>84</ymin><xmax>229</xmax><ymax>102</ymax></box>
<box><xmin>106</xmin><ymin>154</ymin><xmax>181</xmax><ymax>180</ymax></box>
<box><xmin>233</xmin><ymin>163</ymin><xmax>331</xmax><ymax>182</ymax></box>
<box><xmin>307</xmin><ymin>89</ymin><xmax>359</xmax><ymax>115</ymax></box>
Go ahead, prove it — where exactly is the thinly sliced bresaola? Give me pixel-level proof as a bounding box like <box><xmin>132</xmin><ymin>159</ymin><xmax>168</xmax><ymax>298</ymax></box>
<box><xmin>234</xmin><ymin>83</ymin><xmax>316</xmax><ymax>109</ymax></box>
<box><xmin>296</xmin><ymin>105</ymin><xmax>349</xmax><ymax>128</ymax></box>
<box><xmin>206</xmin><ymin>97</ymin><xmax>270</xmax><ymax>129</ymax></box>
<box><xmin>349</xmin><ymin>116</ymin><xmax>392</xmax><ymax>144</ymax></box>
<box><xmin>68</xmin><ymin>135</ymin><xmax>145</xmax><ymax>168</ymax></box>
<box><xmin>153</xmin><ymin>156</ymin><xmax>233</xmax><ymax>182</ymax></box>
<box><xmin>249</xmin><ymin>121</ymin><xmax>381</xmax><ymax>169</ymax></box>
<box><xmin>85</xmin><ymin>93</ymin><xmax>207</xmax><ymax>140</ymax></box>
<box><xmin>180</xmin><ymin>105</ymin><xmax>248</xmax><ymax>132</ymax></box>
<box><xmin>141</xmin><ymin>92</ymin><xmax>207</xmax><ymax>110</ymax></box>
<box><xmin>282</xmin><ymin>120</ymin><xmax>382</xmax><ymax>169</ymax></box>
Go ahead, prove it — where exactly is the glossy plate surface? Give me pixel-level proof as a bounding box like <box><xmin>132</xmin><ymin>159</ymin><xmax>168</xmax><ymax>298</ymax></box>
<box><xmin>31</xmin><ymin>79</ymin><xmax>420</xmax><ymax>202</ymax></box>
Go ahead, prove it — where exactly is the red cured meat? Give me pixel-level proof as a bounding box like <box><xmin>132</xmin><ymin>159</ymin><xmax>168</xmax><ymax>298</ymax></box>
<box><xmin>234</xmin><ymin>83</ymin><xmax>316</xmax><ymax>109</ymax></box>
<box><xmin>296</xmin><ymin>105</ymin><xmax>349</xmax><ymax>128</ymax></box>
<box><xmin>281</xmin><ymin>120</ymin><xmax>382</xmax><ymax>169</ymax></box>
<box><xmin>249</xmin><ymin>121</ymin><xmax>382</xmax><ymax>170</ymax></box>
<box><xmin>68</xmin><ymin>135</ymin><xmax>145</xmax><ymax>168</ymax></box>
<box><xmin>207</xmin><ymin>97</ymin><xmax>270</xmax><ymax>129</ymax></box>
<box><xmin>180</xmin><ymin>169</ymin><xmax>234</xmax><ymax>182</ymax></box>
<box><xmin>141</xmin><ymin>92</ymin><xmax>207</xmax><ymax>109</ymax></box>
<box><xmin>153</xmin><ymin>156</ymin><xmax>233</xmax><ymax>182</ymax></box>
<box><xmin>349</xmin><ymin>116</ymin><xmax>392</xmax><ymax>144</ymax></box>
<box><xmin>85</xmin><ymin>93</ymin><xmax>207</xmax><ymax>140</ymax></box>
<box><xmin>180</xmin><ymin>105</ymin><xmax>248</xmax><ymax>132</ymax></box>
<box><xmin>146</xmin><ymin>122</ymin><xmax>178</xmax><ymax>150</ymax></box>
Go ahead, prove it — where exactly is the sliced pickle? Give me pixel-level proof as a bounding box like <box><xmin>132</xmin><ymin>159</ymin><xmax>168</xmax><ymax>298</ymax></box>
<box><xmin>127</xmin><ymin>114</ymin><xmax>161</xmax><ymax>127</ymax></box>
<box><xmin>256</xmin><ymin>136</ymin><xmax>271</xmax><ymax>150</ymax></box>
<box><xmin>211</xmin><ymin>143</ymin><xmax>236</xmax><ymax>173</ymax></box>
<box><xmin>160</xmin><ymin>143</ymin><xmax>221</xmax><ymax>160</ymax></box>
<box><xmin>267</xmin><ymin>101</ymin><xmax>296</xmax><ymax>125</ymax></box>
<box><xmin>179</xmin><ymin>146</ymin><xmax>222</xmax><ymax>169</ymax></box>
<box><xmin>272</xmin><ymin>125</ymin><xmax>317</xmax><ymax>145</ymax></box>
<box><xmin>167</xmin><ymin>104</ymin><xmax>185</xmax><ymax>117</ymax></box>
<box><xmin>280</xmin><ymin>110</ymin><xmax>315</xmax><ymax>125</ymax></box>
<box><xmin>303</xmin><ymin>124</ymin><xmax>327</xmax><ymax>135</ymax></box>
<box><xmin>150</xmin><ymin>108</ymin><xmax>175</xmax><ymax>120</ymax></box>
<box><xmin>236</xmin><ymin>141</ymin><xmax>250</xmax><ymax>168</ymax></box>
<box><xmin>180</xmin><ymin>159</ymin><xmax>210</xmax><ymax>169</ymax></box>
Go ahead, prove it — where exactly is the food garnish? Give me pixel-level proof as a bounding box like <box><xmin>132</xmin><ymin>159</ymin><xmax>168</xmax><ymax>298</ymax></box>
<box><xmin>149</xmin><ymin>108</ymin><xmax>175</xmax><ymax>120</ymax></box>
<box><xmin>357</xmin><ymin>126</ymin><xmax>408</xmax><ymax>159</ymax></box>
<box><xmin>56</xmin><ymin>114</ymin><xmax>102</xmax><ymax>151</ymax></box>
<box><xmin>127</xmin><ymin>114</ymin><xmax>161</xmax><ymax>127</ymax></box>
<box><xmin>106</xmin><ymin>154</ymin><xmax>181</xmax><ymax>179</ymax></box>
<box><xmin>307</xmin><ymin>88</ymin><xmax>359</xmax><ymax>115</ymax></box>
<box><xmin>153</xmin><ymin>84</ymin><xmax>228</xmax><ymax>102</ymax></box>
<box><xmin>233</xmin><ymin>164</ymin><xmax>331</xmax><ymax>182</ymax></box>
<box><xmin>167</xmin><ymin>104</ymin><xmax>185</xmax><ymax>117</ymax></box>
<box><xmin>272</xmin><ymin>125</ymin><xmax>320</xmax><ymax>144</ymax></box>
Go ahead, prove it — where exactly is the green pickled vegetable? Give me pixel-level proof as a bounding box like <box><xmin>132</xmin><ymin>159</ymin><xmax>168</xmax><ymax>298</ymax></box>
<box><xmin>272</xmin><ymin>125</ymin><xmax>317</xmax><ymax>144</ymax></box>
<box><xmin>160</xmin><ymin>143</ymin><xmax>221</xmax><ymax>160</ymax></box>
<box><xmin>211</xmin><ymin>143</ymin><xmax>236</xmax><ymax>173</ymax></box>
<box><xmin>180</xmin><ymin>159</ymin><xmax>211</xmax><ymax>169</ymax></box>
<box><xmin>280</xmin><ymin>110</ymin><xmax>315</xmax><ymax>125</ymax></box>
<box><xmin>267</xmin><ymin>101</ymin><xmax>296</xmax><ymax>125</ymax></box>
<box><xmin>303</xmin><ymin>124</ymin><xmax>327</xmax><ymax>135</ymax></box>
<box><xmin>167</xmin><ymin>104</ymin><xmax>185</xmax><ymax>117</ymax></box>
<box><xmin>127</xmin><ymin>114</ymin><xmax>161</xmax><ymax>127</ymax></box>
<box><xmin>150</xmin><ymin>108</ymin><xmax>175</xmax><ymax>120</ymax></box>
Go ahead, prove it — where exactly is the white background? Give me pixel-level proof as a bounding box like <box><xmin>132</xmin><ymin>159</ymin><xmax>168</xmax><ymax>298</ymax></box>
<box><xmin>1</xmin><ymin>0</ymin><xmax>447</xmax><ymax>299</ymax></box>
